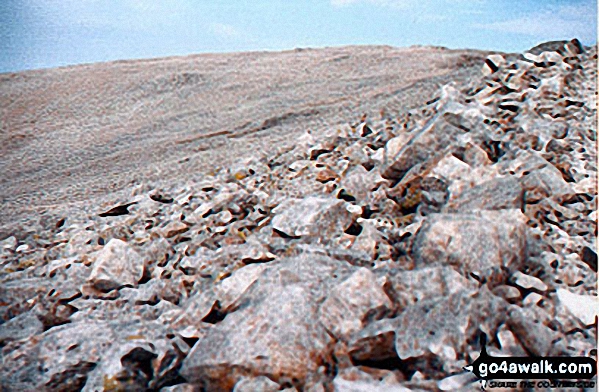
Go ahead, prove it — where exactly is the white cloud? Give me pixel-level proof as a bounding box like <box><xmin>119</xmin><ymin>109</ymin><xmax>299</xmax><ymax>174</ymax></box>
<box><xmin>477</xmin><ymin>3</ymin><xmax>596</xmax><ymax>42</ymax></box>
<box><xmin>209</xmin><ymin>23</ymin><xmax>241</xmax><ymax>39</ymax></box>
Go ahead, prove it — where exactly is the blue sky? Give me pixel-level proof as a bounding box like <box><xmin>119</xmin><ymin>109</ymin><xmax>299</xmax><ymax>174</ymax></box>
<box><xmin>0</xmin><ymin>0</ymin><xmax>596</xmax><ymax>73</ymax></box>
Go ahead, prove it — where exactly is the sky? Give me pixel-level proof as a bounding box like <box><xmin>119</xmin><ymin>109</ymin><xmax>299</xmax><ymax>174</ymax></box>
<box><xmin>0</xmin><ymin>0</ymin><xmax>596</xmax><ymax>73</ymax></box>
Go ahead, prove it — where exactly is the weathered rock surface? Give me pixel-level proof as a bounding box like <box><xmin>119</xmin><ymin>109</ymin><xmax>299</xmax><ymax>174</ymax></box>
<box><xmin>88</xmin><ymin>238</ymin><xmax>144</xmax><ymax>291</ymax></box>
<box><xmin>413</xmin><ymin>209</ymin><xmax>527</xmax><ymax>283</ymax></box>
<box><xmin>0</xmin><ymin>39</ymin><xmax>596</xmax><ymax>391</ymax></box>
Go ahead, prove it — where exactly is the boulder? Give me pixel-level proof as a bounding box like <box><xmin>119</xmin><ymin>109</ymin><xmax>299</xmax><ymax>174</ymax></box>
<box><xmin>413</xmin><ymin>209</ymin><xmax>528</xmax><ymax>283</ymax></box>
<box><xmin>444</xmin><ymin>176</ymin><xmax>524</xmax><ymax>212</ymax></box>
<box><xmin>271</xmin><ymin>197</ymin><xmax>354</xmax><ymax>240</ymax></box>
<box><xmin>88</xmin><ymin>239</ymin><xmax>144</xmax><ymax>291</ymax></box>
<box><xmin>318</xmin><ymin>267</ymin><xmax>392</xmax><ymax>340</ymax></box>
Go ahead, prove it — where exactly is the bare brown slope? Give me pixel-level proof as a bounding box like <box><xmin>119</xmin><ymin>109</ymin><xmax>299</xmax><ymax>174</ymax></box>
<box><xmin>0</xmin><ymin>45</ymin><xmax>491</xmax><ymax>235</ymax></box>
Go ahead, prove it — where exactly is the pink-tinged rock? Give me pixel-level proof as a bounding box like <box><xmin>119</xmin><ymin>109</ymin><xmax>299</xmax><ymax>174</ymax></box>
<box><xmin>444</xmin><ymin>176</ymin><xmax>524</xmax><ymax>212</ymax></box>
<box><xmin>180</xmin><ymin>285</ymin><xmax>335</xmax><ymax>390</ymax></box>
<box><xmin>271</xmin><ymin>197</ymin><xmax>354</xmax><ymax>240</ymax></box>
<box><xmin>180</xmin><ymin>254</ymin><xmax>354</xmax><ymax>389</ymax></box>
<box><xmin>319</xmin><ymin>267</ymin><xmax>392</xmax><ymax>340</ymax></box>
<box><xmin>413</xmin><ymin>209</ymin><xmax>527</xmax><ymax>282</ymax></box>
<box><xmin>381</xmin><ymin>110</ymin><xmax>469</xmax><ymax>181</ymax></box>
<box><xmin>395</xmin><ymin>288</ymin><xmax>508</xmax><ymax>363</ymax></box>
<box><xmin>233</xmin><ymin>376</ymin><xmax>281</xmax><ymax>392</ymax></box>
<box><xmin>88</xmin><ymin>239</ymin><xmax>144</xmax><ymax>291</ymax></box>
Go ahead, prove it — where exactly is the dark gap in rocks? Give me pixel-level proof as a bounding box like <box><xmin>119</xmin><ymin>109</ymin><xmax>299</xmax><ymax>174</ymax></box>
<box><xmin>273</xmin><ymin>228</ymin><xmax>301</xmax><ymax>240</ymax></box>
<box><xmin>581</xmin><ymin>246</ymin><xmax>597</xmax><ymax>272</ymax></box>
<box><xmin>121</xmin><ymin>347</ymin><xmax>158</xmax><ymax>385</ymax></box>
<box><xmin>135</xmin><ymin>296</ymin><xmax>160</xmax><ymax>306</ymax></box>
<box><xmin>202</xmin><ymin>301</ymin><xmax>228</xmax><ymax>324</ymax></box>
<box><xmin>150</xmin><ymin>194</ymin><xmax>174</xmax><ymax>204</ymax></box>
<box><xmin>361</xmin><ymin>124</ymin><xmax>373</xmax><ymax>137</ymax></box>
<box><xmin>337</xmin><ymin>189</ymin><xmax>356</xmax><ymax>202</ymax></box>
<box><xmin>563</xmin><ymin>193</ymin><xmax>593</xmax><ymax>204</ymax></box>
<box><xmin>361</xmin><ymin>206</ymin><xmax>375</xmax><ymax>219</ymax></box>
<box><xmin>351</xmin><ymin>356</ymin><xmax>410</xmax><ymax>374</ymax></box>
<box><xmin>241</xmin><ymin>255</ymin><xmax>275</xmax><ymax>265</ymax></box>
<box><xmin>498</xmin><ymin>103</ymin><xmax>519</xmax><ymax>113</ymax></box>
<box><xmin>481</xmin><ymin>140</ymin><xmax>504</xmax><ymax>163</ymax></box>
<box><xmin>98</xmin><ymin>237</ymin><xmax>105</xmax><ymax>245</ymax></box>
<box><xmin>201</xmin><ymin>209</ymin><xmax>217</xmax><ymax>219</ymax></box>
<box><xmin>556</xmin><ymin>166</ymin><xmax>576</xmax><ymax>183</ymax></box>
<box><xmin>45</xmin><ymin>361</ymin><xmax>97</xmax><ymax>391</ymax></box>
<box><xmin>309</xmin><ymin>149</ymin><xmax>330</xmax><ymax>160</ymax></box>
<box><xmin>177</xmin><ymin>237</ymin><xmax>191</xmax><ymax>243</ymax></box>
<box><xmin>99</xmin><ymin>202</ymin><xmax>137</xmax><ymax>217</ymax></box>
<box><xmin>201</xmin><ymin>186</ymin><xmax>215</xmax><ymax>192</ymax></box>
<box><xmin>485</xmin><ymin>58</ymin><xmax>499</xmax><ymax>73</ymax></box>
<box><xmin>55</xmin><ymin>218</ymin><xmax>66</xmax><ymax>229</ymax></box>
<box><xmin>344</xmin><ymin>221</ymin><xmax>363</xmax><ymax>236</ymax></box>
<box><xmin>469</xmin><ymin>272</ymin><xmax>486</xmax><ymax>285</ymax></box>
<box><xmin>362</xmin><ymin>161</ymin><xmax>375</xmax><ymax>171</ymax></box>
<box><xmin>181</xmin><ymin>337</ymin><xmax>199</xmax><ymax>348</ymax></box>
<box><xmin>426</xmin><ymin>96</ymin><xmax>440</xmax><ymax>105</ymax></box>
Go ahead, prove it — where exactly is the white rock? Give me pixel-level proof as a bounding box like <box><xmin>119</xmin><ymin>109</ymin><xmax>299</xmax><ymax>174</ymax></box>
<box><xmin>1</xmin><ymin>236</ymin><xmax>17</xmax><ymax>251</ymax></box>
<box><xmin>438</xmin><ymin>372</ymin><xmax>476</xmax><ymax>391</ymax></box>
<box><xmin>513</xmin><ymin>271</ymin><xmax>548</xmax><ymax>292</ymax></box>
<box><xmin>88</xmin><ymin>239</ymin><xmax>144</xmax><ymax>291</ymax></box>
<box><xmin>523</xmin><ymin>292</ymin><xmax>543</xmax><ymax>306</ymax></box>
<box><xmin>15</xmin><ymin>244</ymin><xmax>30</xmax><ymax>253</ymax></box>
<box><xmin>556</xmin><ymin>289</ymin><xmax>599</xmax><ymax>326</ymax></box>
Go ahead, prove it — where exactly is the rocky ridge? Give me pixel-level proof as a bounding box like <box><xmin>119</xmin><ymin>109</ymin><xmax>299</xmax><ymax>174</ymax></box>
<box><xmin>0</xmin><ymin>39</ymin><xmax>597</xmax><ymax>391</ymax></box>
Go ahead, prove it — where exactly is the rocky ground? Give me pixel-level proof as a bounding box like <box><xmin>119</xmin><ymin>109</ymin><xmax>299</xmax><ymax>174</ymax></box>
<box><xmin>0</xmin><ymin>45</ymin><xmax>488</xmax><ymax>238</ymax></box>
<box><xmin>0</xmin><ymin>40</ymin><xmax>597</xmax><ymax>391</ymax></box>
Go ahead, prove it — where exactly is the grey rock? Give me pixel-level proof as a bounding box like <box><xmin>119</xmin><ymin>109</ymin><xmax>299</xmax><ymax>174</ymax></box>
<box><xmin>382</xmin><ymin>98</ymin><xmax>468</xmax><ymax>181</ymax></box>
<box><xmin>180</xmin><ymin>285</ymin><xmax>334</xmax><ymax>390</ymax></box>
<box><xmin>88</xmin><ymin>239</ymin><xmax>144</xmax><ymax>291</ymax></box>
<box><xmin>318</xmin><ymin>267</ymin><xmax>392</xmax><ymax>340</ymax></box>
<box><xmin>444</xmin><ymin>176</ymin><xmax>524</xmax><ymax>212</ymax></box>
<box><xmin>395</xmin><ymin>288</ymin><xmax>509</xmax><ymax>365</ymax></box>
<box><xmin>233</xmin><ymin>376</ymin><xmax>281</xmax><ymax>392</ymax></box>
<box><xmin>512</xmin><ymin>271</ymin><xmax>548</xmax><ymax>292</ymax></box>
<box><xmin>413</xmin><ymin>209</ymin><xmax>528</xmax><ymax>283</ymax></box>
<box><xmin>271</xmin><ymin>196</ymin><xmax>354</xmax><ymax>241</ymax></box>
<box><xmin>0</xmin><ymin>311</ymin><xmax>43</xmax><ymax>344</ymax></box>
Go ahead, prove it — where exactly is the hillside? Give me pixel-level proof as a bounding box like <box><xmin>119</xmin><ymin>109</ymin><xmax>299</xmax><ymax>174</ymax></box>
<box><xmin>1</xmin><ymin>45</ymin><xmax>489</xmax><ymax>237</ymax></box>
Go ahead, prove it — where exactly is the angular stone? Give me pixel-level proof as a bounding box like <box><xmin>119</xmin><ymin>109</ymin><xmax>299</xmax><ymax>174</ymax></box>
<box><xmin>161</xmin><ymin>221</ymin><xmax>189</xmax><ymax>238</ymax></box>
<box><xmin>87</xmin><ymin>239</ymin><xmax>144</xmax><ymax>291</ymax></box>
<box><xmin>512</xmin><ymin>271</ymin><xmax>548</xmax><ymax>292</ymax></box>
<box><xmin>444</xmin><ymin>176</ymin><xmax>523</xmax><ymax>212</ymax></box>
<box><xmin>0</xmin><ymin>311</ymin><xmax>43</xmax><ymax>344</ymax></box>
<box><xmin>318</xmin><ymin>268</ymin><xmax>392</xmax><ymax>340</ymax></box>
<box><xmin>340</xmin><ymin>166</ymin><xmax>384</xmax><ymax>201</ymax></box>
<box><xmin>413</xmin><ymin>209</ymin><xmax>528</xmax><ymax>282</ymax></box>
<box><xmin>218</xmin><ymin>263</ymin><xmax>269</xmax><ymax>311</ymax></box>
<box><xmin>395</xmin><ymin>288</ymin><xmax>508</xmax><ymax>363</ymax></box>
<box><xmin>347</xmin><ymin>317</ymin><xmax>398</xmax><ymax>363</ymax></box>
<box><xmin>333</xmin><ymin>367</ymin><xmax>407</xmax><ymax>392</ymax></box>
<box><xmin>556</xmin><ymin>289</ymin><xmax>598</xmax><ymax>326</ymax></box>
<box><xmin>381</xmin><ymin>110</ymin><xmax>468</xmax><ymax>181</ymax></box>
<box><xmin>180</xmin><ymin>285</ymin><xmax>334</xmax><ymax>390</ymax></box>
<box><xmin>233</xmin><ymin>376</ymin><xmax>281</xmax><ymax>392</ymax></box>
<box><xmin>507</xmin><ymin>306</ymin><xmax>566</xmax><ymax>356</ymax></box>
<box><xmin>521</xmin><ymin>166</ymin><xmax>574</xmax><ymax>203</ymax></box>
<box><xmin>429</xmin><ymin>153</ymin><xmax>473</xmax><ymax>183</ymax></box>
<box><xmin>386</xmin><ymin>266</ymin><xmax>476</xmax><ymax>311</ymax></box>
<box><xmin>271</xmin><ymin>197</ymin><xmax>353</xmax><ymax>240</ymax></box>
<box><xmin>180</xmin><ymin>254</ymin><xmax>354</xmax><ymax>389</ymax></box>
